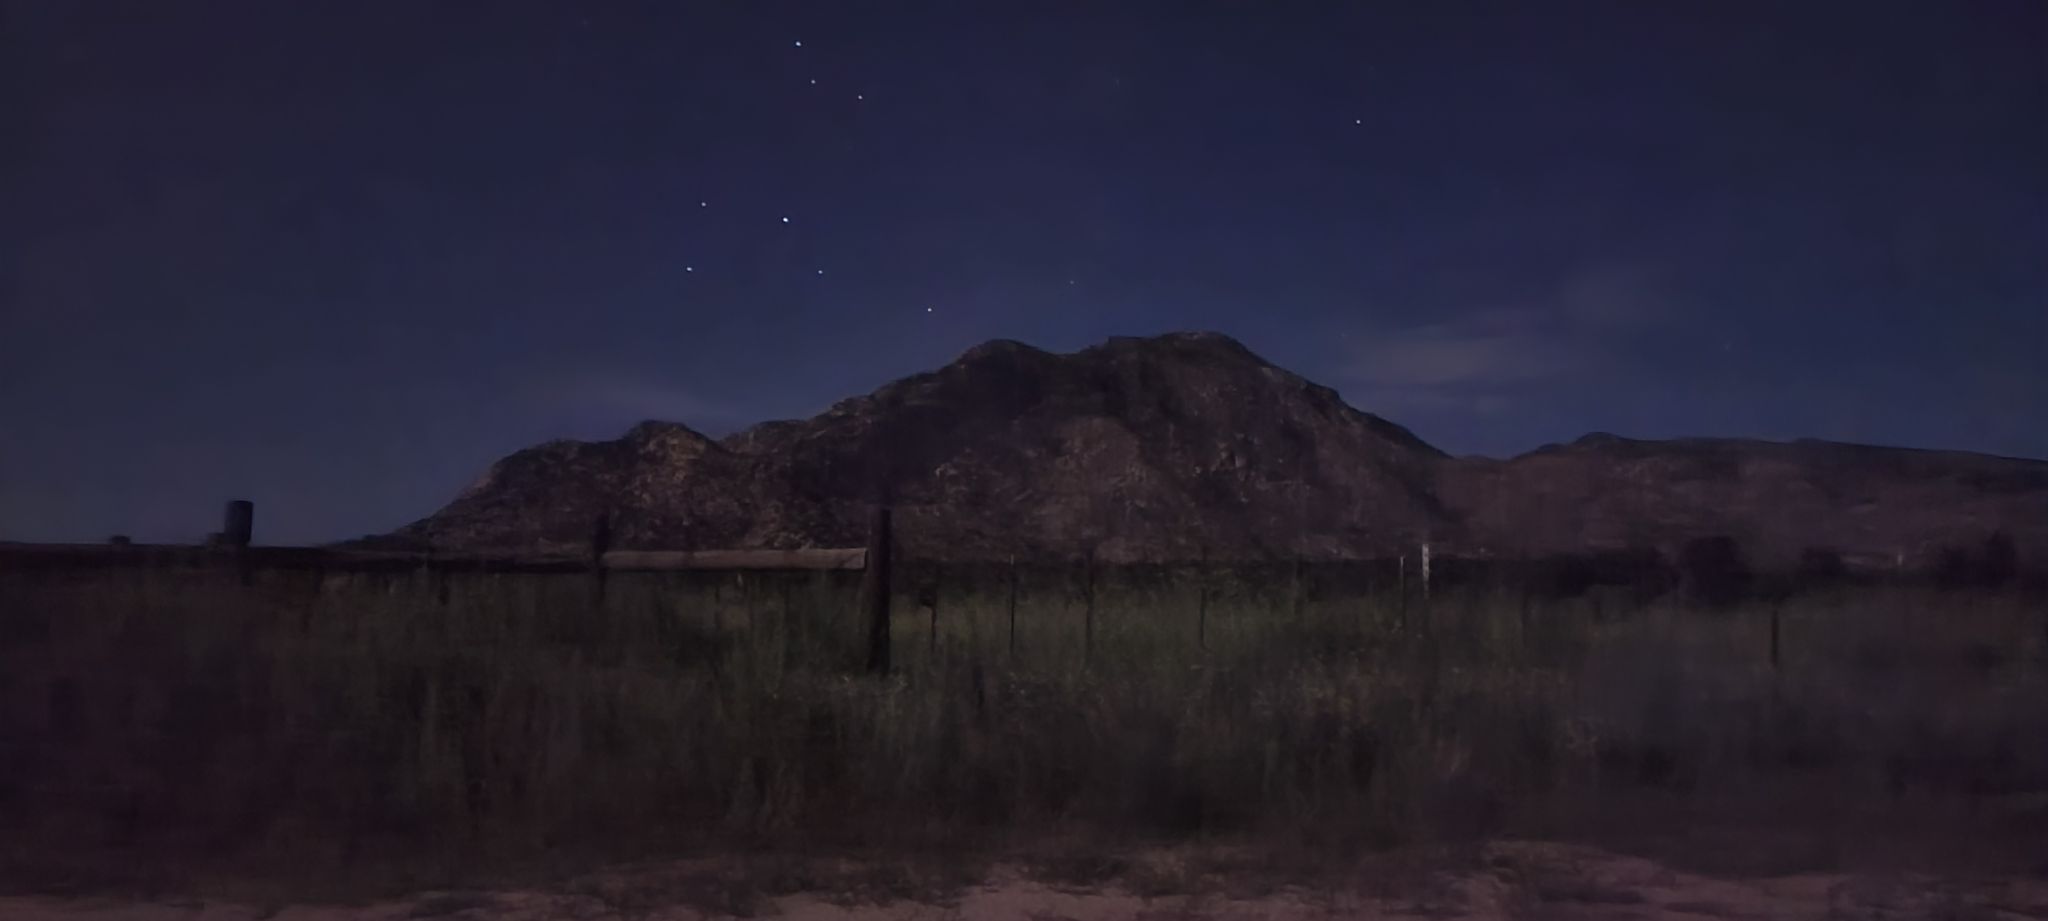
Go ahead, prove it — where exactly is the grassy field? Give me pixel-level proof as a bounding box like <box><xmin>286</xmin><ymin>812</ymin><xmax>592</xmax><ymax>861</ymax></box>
<box><xmin>2</xmin><ymin>564</ymin><xmax>2044</xmax><ymax>899</ymax></box>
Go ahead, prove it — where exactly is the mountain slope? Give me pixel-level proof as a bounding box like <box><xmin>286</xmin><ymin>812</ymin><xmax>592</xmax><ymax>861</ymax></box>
<box><xmin>1439</xmin><ymin>433</ymin><xmax>2048</xmax><ymax>567</ymax></box>
<box><xmin>393</xmin><ymin>332</ymin><xmax>2046</xmax><ymax>565</ymax></box>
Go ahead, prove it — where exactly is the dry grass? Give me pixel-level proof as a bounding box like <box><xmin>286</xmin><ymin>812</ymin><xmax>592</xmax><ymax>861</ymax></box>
<box><xmin>0</xmin><ymin>564</ymin><xmax>2043</xmax><ymax>902</ymax></box>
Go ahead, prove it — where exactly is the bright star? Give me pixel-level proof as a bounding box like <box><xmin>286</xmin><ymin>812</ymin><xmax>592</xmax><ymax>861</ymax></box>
<box><xmin>685</xmin><ymin>266</ymin><xmax>694</xmax><ymax>272</ymax></box>
<box><xmin>816</xmin><ymin>269</ymin><xmax>825</xmax><ymax>275</ymax></box>
<box><xmin>855</xmin><ymin>94</ymin><xmax>864</xmax><ymax>100</ymax></box>
<box><xmin>925</xmin><ymin>307</ymin><xmax>933</xmax><ymax>313</ymax></box>
<box><xmin>793</xmin><ymin>40</ymin><xmax>802</xmax><ymax>47</ymax></box>
<box><xmin>699</xmin><ymin>201</ymin><xmax>707</xmax><ymax>207</ymax></box>
<box><xmin>780</xmin><ymin>216</ymin><xmax>790</xmax><ymax>223</ymax></box>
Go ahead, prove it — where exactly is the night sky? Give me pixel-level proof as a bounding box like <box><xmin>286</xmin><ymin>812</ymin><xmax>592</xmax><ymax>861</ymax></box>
<box><xmin>3</xmin><ymin>1</ymin><xmax>2043</xmax><ymax>544</ymax></box>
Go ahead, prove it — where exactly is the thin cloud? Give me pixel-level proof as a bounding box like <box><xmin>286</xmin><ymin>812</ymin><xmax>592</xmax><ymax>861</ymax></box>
<box><xmin>1559</xmin><ymin>261</ymin><xmax>1681</xmax><ymax>328</ymax></box>
<box><xmin>531</xmin><ymin>373</ymin><xmax>742</xmax><ymax>426</ymax></box>
<box><xmin>1340</xmin><ymin>263</ymin><xmax>1682</xmax><ymax>414</ymax></box>
<box><xmin>1346</xmin><ymin>304</ymin><xmax>1568</xmax><ymax>390</ymax></box>
<box><xmin>1343</xmin><ymin>386</ymin><xmax>1513</xmax><ymax>416</ymax></box>
<box><xmin>1348</xmin><ymin>325</ymin><xmax>1569</xmax><ymax>389</ymax></box>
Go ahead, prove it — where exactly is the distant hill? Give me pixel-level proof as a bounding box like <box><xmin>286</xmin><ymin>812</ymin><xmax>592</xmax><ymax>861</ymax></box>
<box><xmin>388</xmin><ymin>332</ymin><xmax>2047</xmax><ymax>567</ymax></box>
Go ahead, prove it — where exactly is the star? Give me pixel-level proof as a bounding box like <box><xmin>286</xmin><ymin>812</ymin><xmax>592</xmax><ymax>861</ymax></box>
<box><xmin>793</xmin><ymin>40</ymin><xmax>802</xmax><ymax>47</ymax></box>
<box><xmin>815</xmin><ymin>269</ymin><xmax>825</xmax><ymax>275</ymax></box>
<box><xmin>809</xmin><ymin>79</ymin><xmax>817</xmax><ymax>85</ymax></box>
<box><xmin>925</xmin><ymin>307</ymin><xmax>933</xmax><ymax>313</ymax></box>
<box><xmin>780</xmin><ymin>216</ymin><xmax>790</xmax><ymax>223</ymax></box>
<box><xmin>1354</xmin><ymin>119</ymin><xmax>1361</xmax><ymax>125</ymax></box>
<box><xmin>699</xmin><ymin>201</ymin><xmax>707</xmax><ymax>207</ymax></box>
<box><xmin>856</xmin><ymin>94</ymin><xmax>864</xmax><ymax>101</ymax></box>
<box><xmin>685</xmin><ymin>266</ymin><xmax>694</xmax><ymax>272</ymax></box>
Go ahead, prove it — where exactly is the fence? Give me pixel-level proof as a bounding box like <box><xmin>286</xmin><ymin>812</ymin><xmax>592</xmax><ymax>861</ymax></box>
<box><xmin>4</xmin><ymin>502</ymin><xmax>1493</xmax><ymax>674</ymax></box>
<box><xmin>0</xmin><ymin>500</ymin><xmax>900</xmax><ymax>674</ymax></box>
<box><xmin>14</xmin><ymin>500</ymin><xmax>1989</xmax><ymax>676</ymax></box>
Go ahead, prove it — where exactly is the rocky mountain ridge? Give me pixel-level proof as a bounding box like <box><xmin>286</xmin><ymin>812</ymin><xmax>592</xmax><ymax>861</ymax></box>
<box><xmin>390</xmin><ymin>332</ymin><xmax>2047</xmax><ymax>566</ymax></box>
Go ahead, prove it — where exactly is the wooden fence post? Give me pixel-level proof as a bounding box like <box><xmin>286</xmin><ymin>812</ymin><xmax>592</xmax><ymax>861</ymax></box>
<box><xmin>1769</xmin><ymin>603</ymin><xmax>1781</xmax><ymax>670</ymax></box>
<box><xmin>1518</xmin><ymin>584</ymin><xmax>1533</xmax><ymax>651</ymax></box>
<box><xmin>222</xmin><ymin>500</ymin><xmax>254</xmax><ymax>547</ymax></box>
<box><xmin>927</xmin><ymin>565</ymin><xmax>942</xmax><ymax>659</ymax></box>
<box><xmin>1397</xmin><ymin>555</ymin><xmax>1408</xmax><ymax>633</ymax></box>
<box><xmin>1006</xmin><ymin>556</ymin><xmax>1019</xmax><ymax>657</ymax></box>
<box><xmin>223</xmin><ymin>499</ymin><xmax>254</xmax><ymax>585</ymax></box>
<box><xmin>1420</xmin><ymin>541</ymin><xmax>1432</xmax><ymax>603</ymax></box>
<box><xmin>1418</xmin><ymin>542</ymin><xmax>1434</xmax><ymax>644</ymax></box>
<box><xmin>861</xmin><ymin>506</ymin><xmax>893</xmax><ymax>676</ymax></box>
<box><xmin>1289</xmin><ymin>556</ymin><xmax>1305</xmax><ymax>622</ymax></box>
<box><xmin>780</xmin><ymin>577</ymin><xmax>794</xmax><ymax>628</ymax></box>
<box><xmin>1083</xmin><ymin>549</ymin><xmax>1096</xmax><ymax>666</ymax></box>
<box><xmin>590</xmin><ymin>512</ymin><xmax>612</xmax><ymax>608</ymax></box>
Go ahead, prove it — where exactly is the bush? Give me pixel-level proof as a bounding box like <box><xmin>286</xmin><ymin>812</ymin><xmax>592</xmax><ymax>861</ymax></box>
<box><xmin>1797</xmin><ymin>546</ymin><xmax>1847</xmax><ymax>586</ymax></box>
<box><xmin>1979</xmin><ymin>531</ymin><xmax>2018</xmax><ymax>588</ymax></box>
<box><xmin>1678</xmin><ymin>535</ymin><xmax>1750</xmax><ymax>607</ymax></box>
<box><xmin>1933</xmin><ymin>532</ymin><xmax>2021</xmax><ymax>589</ymax></box>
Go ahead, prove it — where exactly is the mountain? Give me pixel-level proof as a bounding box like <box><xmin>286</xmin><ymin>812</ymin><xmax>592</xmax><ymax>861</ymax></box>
<box><xmin>1438</xmin><ymin>434</ymin><xmax>2048</xmax><ymax>568</ymax></box>
<box><xmin>390</xmin><ymin>332</ymin><xmax>2047</xmax><ymax>567</ymax></box>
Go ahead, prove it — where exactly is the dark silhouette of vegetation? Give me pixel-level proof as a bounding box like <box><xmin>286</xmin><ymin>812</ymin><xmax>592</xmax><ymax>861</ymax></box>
<box><xmin>2</xmin><ymin>563</ymin><xmax>2045</xmax><ymax>897</ymax></box>
<box><xmin>1522</xmin><ymin>547</ymin><xmax>1672</xmax><ymax>602</ymax></box>
<box><xmin>1979</xmin><ymin>531</ymin><xmax>2017</xmax><ymax>588</ymax></box>
<box><xmin>1934</xmin><ymin>532</ymin><xmax>2021</xmax><ymax>589</ymax></box>
<box><xmin>1797</xmin><ymin>546</ymin><xmax>1847</xmax><ymax>585</ymax></box>
<box><xmin>1934</xmin><ymin>544</ymin><xmax>1975</xmax><ymax>588</ymax></box>
<box><xmin>1678</xmin><ymin>535</ymin><xmax>1750</xmax><ymax>606</ymax></box>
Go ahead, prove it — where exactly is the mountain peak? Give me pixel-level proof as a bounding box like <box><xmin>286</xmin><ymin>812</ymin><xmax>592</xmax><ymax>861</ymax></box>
<box><xmin>624</xmin><ymin>419</ymin><xmax>714</xmax><ymax>444</ymax></box>
<box><xmin>952</xmin><ymin>338</ymin><xmax>1052</xmax><ymax>365</ymax></box>
<box><xmin>1088</xmin><ymin>330</ymin><xmax>1266</xmax><ymax>363</ymax></box>
<box><xmin>397</xmin><ymin>332</ymin><xmax>2048</xmax><ymax>564</ymax></box>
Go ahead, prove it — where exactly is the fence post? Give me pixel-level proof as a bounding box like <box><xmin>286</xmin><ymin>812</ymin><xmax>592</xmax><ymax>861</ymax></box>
<box><xmin>780</xmin><ymin>576</ymin><xmax>795</xmax><ymax>661</ymax></box>
<box><xmin>222</xmin><ymin>500</ymin><xmax>254</xmax><ymax>548</ymax></box>
<box><xmin>223</xmin><ymin>499</ymin><xmax>254</xmax><ymax>585</ymax></box>
<box><xmin>590</xmin><ymin>512</ymin><xmax>612</xmax><ymax>608</ymax></box>
<box><xmin>1006</xmin><ymin>556</ymin><xmax>1019</xmax><ymax>658</ymax></box>
<box><xmin>1769</xmin><ymin>603</ymin><xmax>1781</xmax><ymax>670</ymax></box>
<box><xmin>1420</xmin><ymin>541</ymin><xmax>1432</xmax><ymax>602</ymax></box>
<box><xmin>1083</xmin><ymin>548</ymin><xmax>1096</xmax><ymax>666</ymax></box>
<box><xmin>1290</xmin><ymin>556</ymin><xmax>1305</xmax><ymax>622</ymax></box>
<box><xmin>1397</xmin><ymin>555</ymin><xmax>1408</xmax><ymax>633</ymax></box>
<box><xmin>927</xmin><ymin>564</ymin><xmax>942</xmax><ymax>659</ymax></box>
<box><xmin>1518</xmin><ymin>584</ymin><xmax>1532</xmax><ymax>649</ymax></box>
<box><xmin>1196</xmin><ymin>546</ymin><xmax>1209</xmax><ymax>651</ymax></box>
<box><xmin>861</xmin><ymin>506</ymin><xmax>893</xmax><ymax>676</ymax></box>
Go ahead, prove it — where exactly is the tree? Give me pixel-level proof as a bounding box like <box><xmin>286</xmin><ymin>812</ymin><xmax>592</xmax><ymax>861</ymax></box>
<box><xmin>1979</xmin><ymin>531</ymin><xmax>2017</xmax><ymax>588</ymax></box>
<box><xmin>1932</xmin><ymin>543</ymin><xmax>1974</xmax><ymax>588</ymax></box>
<box><xmin>1797</xmin><ymin>546</ymin><xmax>1847</xmax><ymax>586</ymax></box>
<box><xmin>1679</xmin><ymin>535</ymin><xmax>1751</xmax><ymax>607</ymax></box>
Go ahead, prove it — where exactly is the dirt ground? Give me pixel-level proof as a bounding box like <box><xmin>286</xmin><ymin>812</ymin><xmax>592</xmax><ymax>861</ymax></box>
<box><xmin>5</xmin><ymin>840</ymin><xmax>2045</xmax><ymax>921</ymax></box>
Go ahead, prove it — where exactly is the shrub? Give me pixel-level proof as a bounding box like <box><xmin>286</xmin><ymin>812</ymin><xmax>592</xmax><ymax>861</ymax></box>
<box><xmin>1678</xmin><ymin>535</ymin><xmax>1750</xmax><ymax>607</ymax></box>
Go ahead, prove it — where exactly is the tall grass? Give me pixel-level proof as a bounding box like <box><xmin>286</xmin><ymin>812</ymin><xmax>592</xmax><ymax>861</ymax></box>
<box><xmin>1</xmin><ymin>564</ymin><xmax>2043</xmax><ymax>894</ymax></box>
